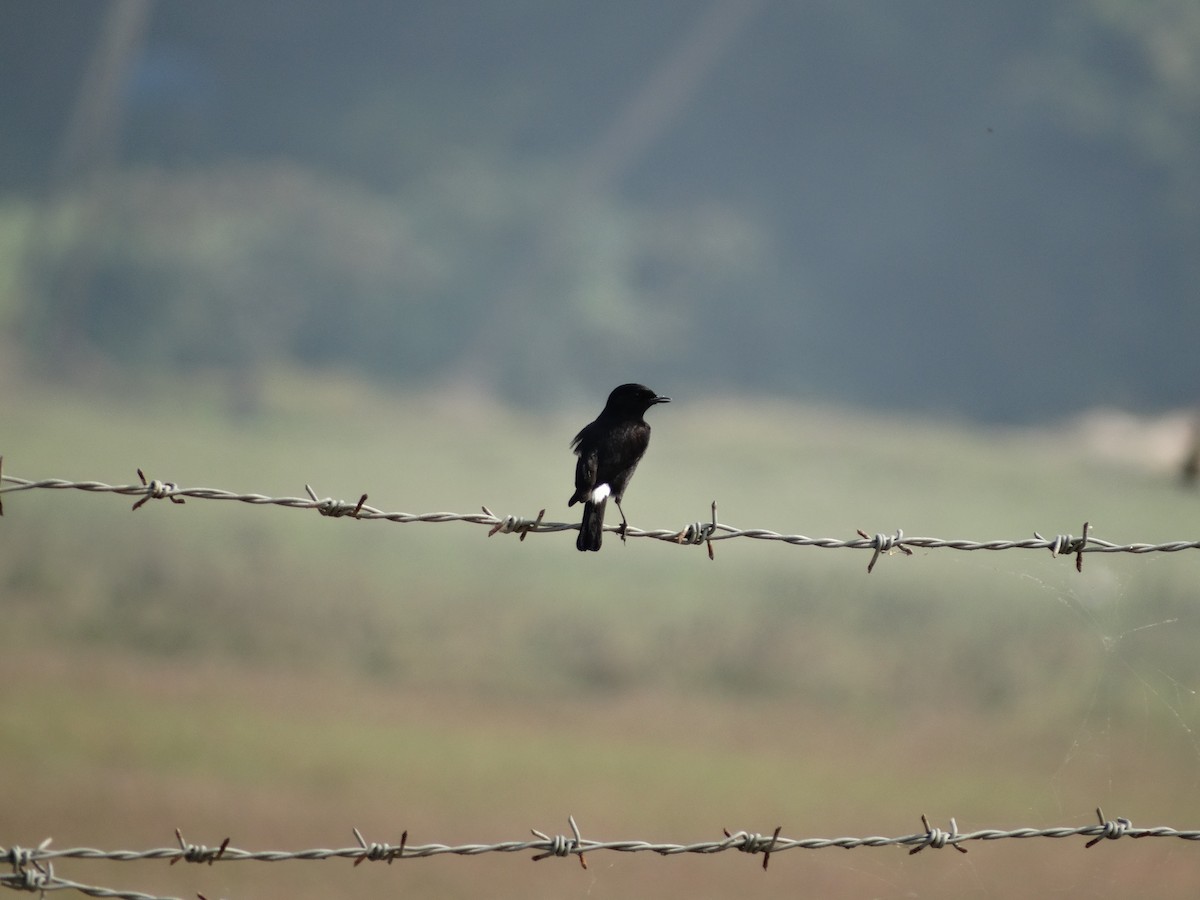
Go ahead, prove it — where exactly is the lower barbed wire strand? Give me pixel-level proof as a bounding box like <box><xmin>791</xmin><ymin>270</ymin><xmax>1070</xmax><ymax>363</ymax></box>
<box><xmin>5</xmin><ymin>818</ymin><xmax>1200</xmax><ymax>866</ymax></box>
<box><xmin>3</xmin><ymin>814</ymin><xmax>1199</xmax><ymax>899</ymax></box>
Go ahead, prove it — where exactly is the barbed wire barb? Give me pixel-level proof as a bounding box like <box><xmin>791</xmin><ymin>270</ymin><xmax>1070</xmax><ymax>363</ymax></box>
<box><xmin>530</xmin><ymin>815</ymin><xmax>587</xmax><ymax>868</ymax></box>
<box><xmin>132</xmin><ymin>469</ymin><xmax>185</xmax><ymax>512</ymax></box>
<box><xmin>724</xmin><ymin>825</ymin><xmax>783</xmax><ymax>869</ymax></box>
<box><xmin>857</xmin><ymin>528</ymin><xmax>912</xmax><ymax>573</ymax></box>
<box><xmin>1085</xmin><ymin>807</ymin><xmax>1134</xmax><ymax>849</ymax></box>
<box><xmin>170</xmin><ymin>829</ymin><xmax>228</xmax><ymax>866</ymax></box>
<box><xmin>305</xmin><ymin>483</ymin><xmax>368</xmax><ymax>518</ymax></box>
<box><xmin>1035</xmin><ymin>521</ymin><xmax>1090</xmax><ymax>572</ymax></box>
<box><xmin>909</xmin><ymin>814</ymin><xmax>968</xmax><ymax>855</ymax></box>
<box><xmin>485</xmin><ymin>506</ymin><xmax>546</xmax><ymax>540</ymax></box>
<box><xmin>351</xmin><ymin>827</ymin><xmax>406</xmax><ymax>865</ymax></box>
<box><xmin>672</xmin><ymin>500</ymin><xmax>718</xmax><ymax>559</ymax></box>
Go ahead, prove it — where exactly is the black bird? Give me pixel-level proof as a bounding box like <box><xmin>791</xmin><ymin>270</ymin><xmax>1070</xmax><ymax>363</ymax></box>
<box><xmin>569</xmin><ymin>383</ymin><xmax>670</xmax><ymax>551</ymax></box>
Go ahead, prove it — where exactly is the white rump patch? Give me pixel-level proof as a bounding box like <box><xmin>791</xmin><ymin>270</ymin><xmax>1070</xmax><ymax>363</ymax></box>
<box><xmin>590</xmin><ymin>483</ymin><xmax>612</xmax><ymax>503</ymax></box>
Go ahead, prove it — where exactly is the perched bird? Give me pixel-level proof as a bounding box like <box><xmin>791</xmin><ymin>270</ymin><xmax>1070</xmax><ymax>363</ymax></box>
<box><xmin>569</xmin><ymin>383</ymin><xmax>670</xmax><ymax>551</ymax></box>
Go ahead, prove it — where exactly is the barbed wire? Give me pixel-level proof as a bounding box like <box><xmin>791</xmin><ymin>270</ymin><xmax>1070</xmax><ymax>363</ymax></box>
<box><xmin>2</xmin><ymin>810</ymin><xmax>1195</xmax><ymax>900</ymax></box>
<box><xmin>4</xmin><ymin>465</ymin><xmax>1199</xmax><ymax>899</ymax></box>
<box><xmin>3</xmin><ymin>462</ymin><xmax>1199</xmax><ymax>571</ymax></box>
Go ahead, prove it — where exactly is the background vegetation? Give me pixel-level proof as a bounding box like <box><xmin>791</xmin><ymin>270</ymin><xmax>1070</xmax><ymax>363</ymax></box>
<box><xmin>4</xmin><ymin>373</ymin><xmax>1200</xmax><ymax>897</ymax></box>
<box><xmin>3</xmin><ymin>1</ymin><xmax>1199</xmax><ymax>417</ymax></box>
<box><xmin>3</xmin><ymin>2</ymin><xmax>1200</xmax><ymax>896</ymax></box>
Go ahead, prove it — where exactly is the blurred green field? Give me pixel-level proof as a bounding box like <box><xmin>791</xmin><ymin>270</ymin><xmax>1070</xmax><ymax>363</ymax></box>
<box><xmin>3</xmin><ymin>372</ymin><xmax>1200</xmax><ymax>898</ymax></box>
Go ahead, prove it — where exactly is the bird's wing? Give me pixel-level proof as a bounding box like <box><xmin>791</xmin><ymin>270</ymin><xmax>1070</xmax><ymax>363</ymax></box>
<box><xmin>571</xmin><ymin>441</ymin><xmax>598</xmax><ymax>505</ymax></box>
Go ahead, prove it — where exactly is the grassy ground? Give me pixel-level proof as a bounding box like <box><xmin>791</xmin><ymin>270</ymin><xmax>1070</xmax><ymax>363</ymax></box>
<box><xmin>2</xmin><ymin>371</ymin><xmax>1200</xmax><ymax>898</ymax></box>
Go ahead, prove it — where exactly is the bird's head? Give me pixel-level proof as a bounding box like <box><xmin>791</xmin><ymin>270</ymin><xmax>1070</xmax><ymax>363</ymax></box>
<box><xmin>605</xmin><ymin>383</ymin><xmax>671</xmax><ymax>415</ymax></box>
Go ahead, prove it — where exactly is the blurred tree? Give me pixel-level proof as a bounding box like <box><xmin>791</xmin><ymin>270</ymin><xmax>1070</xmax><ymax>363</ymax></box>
<box><xmin>4</xmin><ymin>0</ymin><xmax>1197</xmax><ymax>417</ymax></box>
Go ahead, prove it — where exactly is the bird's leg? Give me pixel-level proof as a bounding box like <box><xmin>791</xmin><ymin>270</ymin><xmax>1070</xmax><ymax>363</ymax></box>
<box><xmin>615</xmin><ymin>498</ymin><xmax>629</xmax><ymax>543</ymax></box>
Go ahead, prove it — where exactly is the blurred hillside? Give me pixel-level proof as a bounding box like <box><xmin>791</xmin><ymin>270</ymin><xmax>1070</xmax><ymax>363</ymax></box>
<box><xmin>2</xmin><ymin>0</ymin><xmax>1198</xmax><ymax>419</ymax></box>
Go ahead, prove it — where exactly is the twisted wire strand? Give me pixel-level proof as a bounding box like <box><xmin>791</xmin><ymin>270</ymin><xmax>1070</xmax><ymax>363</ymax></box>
<box><xmin>3</xmin><ymin>470</ymin><xmax>1197</xmax><ymax>568</ymax></box>
<box><xmin>0</xmin><ymin>869</ymin><xmax>168</xmax><ymax>900</ymax></box>
<box><xmin>0</xmin><ymin>811</ymin><xmax>1190</xmax><ymax>900</ymax></box>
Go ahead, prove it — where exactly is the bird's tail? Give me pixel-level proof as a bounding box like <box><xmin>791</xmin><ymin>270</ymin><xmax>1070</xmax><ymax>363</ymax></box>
<box><xmin>577</xmin><ymin>499</ymin><xmax>605</xmax><ymax>551</ymax></box>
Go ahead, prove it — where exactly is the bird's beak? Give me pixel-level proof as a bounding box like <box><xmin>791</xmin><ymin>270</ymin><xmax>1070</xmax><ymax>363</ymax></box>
<box><xmin>653</xmin><ymin>395</ymin><xmax>671</xmax><ymax>404</ymax></box>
